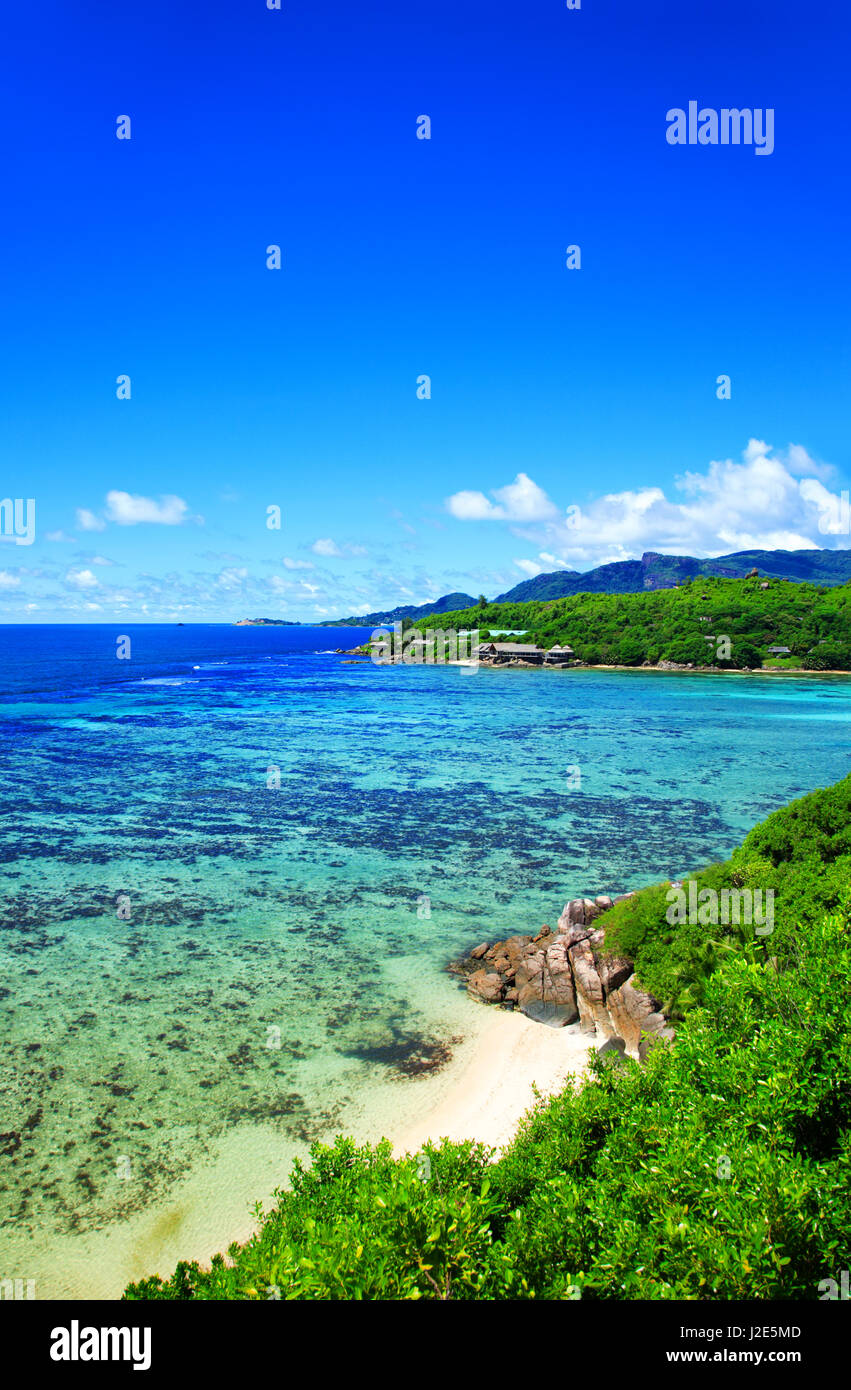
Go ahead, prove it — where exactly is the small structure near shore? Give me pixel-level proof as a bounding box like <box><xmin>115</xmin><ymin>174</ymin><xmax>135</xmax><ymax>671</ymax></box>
<box><xmin>475</xmin><ymin>642</ymin><xmax>546</xmax><ymax>665</ymax></box>
<box><xmin>546</xmin><ymin>643</ymin><xmax>575</xmax><ymax>663</ymax></box>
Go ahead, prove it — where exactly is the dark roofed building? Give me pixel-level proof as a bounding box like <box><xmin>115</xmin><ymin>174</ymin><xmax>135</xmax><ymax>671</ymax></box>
<box><xmin>476</xmin><ymin>642</ymin><xmax>546</xmax><ymax>664</ymax></box>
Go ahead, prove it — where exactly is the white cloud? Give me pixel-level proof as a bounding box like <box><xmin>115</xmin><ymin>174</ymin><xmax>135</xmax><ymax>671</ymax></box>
<box><xmin>514</xmin><ymin>551</ymin><xmax>574</xmax><ymax>576</ymax></box>
<box><xmin>446</xmin><ymin>472</ymin><xmax>559</xmax><ymax>523</ymax></box>
<box><xmin>310</xmin><ymin>539</ymin><xmax>368</xmax><ymax>558</ymax></box>
<box><xmin>45</xmin><ymin>529</ymin><xmax>77</xmax><ymax>543</ymax></box>
<box><xmin>105</xmin><ymin>492</ymin><xmax>189</xmax><ymax>525</ymax></box>
<box><xmin>76</xmin><ymin>508</ymin><xmax>106</xmax><ymax>532</ymax></box>
<box><xmin>0</xmin><ymin>571</ymin><xmax>21</xmax><ymax>589</ymax></box>
<box><xmin>215</xmin><ymin>567</ymin><xmax>248</xmax><ymax>589</ymax></box>
<box><xmin>283</xmin><ymin>557</ymin><xmax>314</xmax><ymax>570</ymax></box>
<box><xmin>66</xmin><ymin>568</ymin><xmax>98</xmax><ymax>590</ymax></box>
<box><xmin>783</xmin><ymin>443</ymin><xmax>836</xmax><ymax>483</ymax></box>
<box><xmin>453</xmin><ymin>442</ymin><xmax>851</xmax><ymax>568</ymax></box>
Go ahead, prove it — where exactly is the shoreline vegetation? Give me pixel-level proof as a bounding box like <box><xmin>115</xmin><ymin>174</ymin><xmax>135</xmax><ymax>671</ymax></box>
<box><xmin>331</xmin><ymin>573</ymin><xmax>851</xmax><ymax>674</ymax></box>
<box><xmin>124</xmin><ymin>773</ymin><xmax>851</xmax><ymax>1300</ymax></box>
<box><xmin>338</xmin><ymin>646</ymin><xmax>851</xmax><ymax>678</ymax></box>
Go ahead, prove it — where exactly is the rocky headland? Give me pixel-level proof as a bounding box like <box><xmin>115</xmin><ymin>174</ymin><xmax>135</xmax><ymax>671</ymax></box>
<box><xmin>450</xmin><ymin>891</ymin><xmax>675</xmax><ymax>1062</ymax></box>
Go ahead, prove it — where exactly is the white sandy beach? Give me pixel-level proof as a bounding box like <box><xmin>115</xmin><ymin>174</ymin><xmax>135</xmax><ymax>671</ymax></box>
<box><xmin>6</xmin><ymin>1006</ymin><xmax>594</xmax><ymax>1299</ymax></box>
<box><xmin>395</xmin><ymin>1009</ymin><xmax>594</xmax><ymax>1157</ymax></box>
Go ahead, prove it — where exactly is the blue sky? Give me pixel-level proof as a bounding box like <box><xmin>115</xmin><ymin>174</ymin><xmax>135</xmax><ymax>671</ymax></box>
<box><xmin>1</xmin><ymin>0</ymin><xmax>849</xmax><ymax>621</ymax></box>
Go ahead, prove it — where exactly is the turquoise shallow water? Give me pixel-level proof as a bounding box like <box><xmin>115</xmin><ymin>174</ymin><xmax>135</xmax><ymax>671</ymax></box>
<box><xmin>0</xmin><ymin>625</ymin><xmax>849</xmax><ymax>1294</ymax></box>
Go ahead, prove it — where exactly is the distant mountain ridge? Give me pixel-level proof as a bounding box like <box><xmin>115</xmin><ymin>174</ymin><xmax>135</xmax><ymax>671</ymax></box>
<box><xmin>320</xmin><ymin>548</ymin><xmax>851</xmax><ymax>626</ymax></box>
<box><xmin>321</xmin><ymin>591</ymin><xmax>478</xmax><ymax>628</ymax></box>
<box><xmin>493</xmin><ymin>549</ymin><xmax>851</xmax><ymax>602</ymax></box>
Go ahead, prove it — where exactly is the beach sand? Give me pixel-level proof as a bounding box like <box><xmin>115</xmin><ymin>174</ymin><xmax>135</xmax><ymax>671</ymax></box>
<box><xmin>395</xmin><ymin>1009</ymin><xmax>594</xmax><ymax>1157</ymax></box>
<box><xmin>7</xmin><ymin>1007</ymin><xmax>594</xmax><ymax>1298</ymax></box>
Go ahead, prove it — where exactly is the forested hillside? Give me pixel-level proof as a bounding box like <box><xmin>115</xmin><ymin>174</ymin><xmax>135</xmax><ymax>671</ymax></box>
<box><xmin>422</xmin><ymin>575</ymin><xmax>851</xmax><ymax>669</ymax></box>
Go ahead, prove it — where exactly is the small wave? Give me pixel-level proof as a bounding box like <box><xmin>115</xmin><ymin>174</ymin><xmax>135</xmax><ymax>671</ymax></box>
<box><xmin>139</xmin><ymin>678</ymin><xmax>198</xmax><ymax>686</ymax></box>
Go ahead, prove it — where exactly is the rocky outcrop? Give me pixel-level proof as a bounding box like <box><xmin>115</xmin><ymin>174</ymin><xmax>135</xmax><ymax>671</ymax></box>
<box><xmin>450</xmin><ymin>889</ymin><xmax>675</xmax><ymax>1061</ymax></box>
<box><xmin>515</xmin><ymin>935</ymin><xmax>578</xmax><ymax>1027</ymax></box>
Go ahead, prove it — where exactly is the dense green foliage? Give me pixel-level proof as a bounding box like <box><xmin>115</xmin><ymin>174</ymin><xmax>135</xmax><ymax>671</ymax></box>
<box><xmin>423</xmin><ymin>575</ymin><xmax>851</xmax><ymax>669</ymax></box>
<box><xmin>124</xmin><ymin>778</ymin><xmax>851</xmax><ymax>1302</ymax></box>
<box><xmin>600</xmin><ymin>772</ymin><xmax>851</xmax><ymax>1018</ymax></box>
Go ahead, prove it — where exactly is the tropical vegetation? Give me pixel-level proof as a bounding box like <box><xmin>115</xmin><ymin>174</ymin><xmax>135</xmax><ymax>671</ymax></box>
<box><xmin>422</xmin><ymin>575</ymin><xmax>851</xmax><ymax>669</ymax></box>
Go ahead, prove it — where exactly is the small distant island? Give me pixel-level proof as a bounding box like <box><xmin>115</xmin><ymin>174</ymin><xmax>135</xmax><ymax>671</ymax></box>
<box><xmin>234</xmin><ymin>618</ymin><xmax>304</xmax><ymax>626</ymax></box>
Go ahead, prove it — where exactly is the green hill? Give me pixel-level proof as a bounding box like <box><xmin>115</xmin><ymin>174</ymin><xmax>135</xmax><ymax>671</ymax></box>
<box><xmin>418</xmin><ymin>574</ymin><xmax>851</xmax><ymax>669</ymax></box>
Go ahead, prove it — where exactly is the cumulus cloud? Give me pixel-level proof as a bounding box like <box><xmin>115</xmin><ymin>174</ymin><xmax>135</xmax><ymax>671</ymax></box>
<box><xmin>446</xmin><ymin>471</ymin><xmax>559</xmax><ymax>523</ymax></box>
<box><xmin>75</xmin><ymin>493</ymin><xmax>193</xmax><ymax>529</ymax></box>
<box><xmin>76</xmin><ymin>508</ymin><xmax>106</xmax><ymax>532</ymax></box>
<box><xmin>105</xmin><ymin>492</ymin><xmax>189</xmax><ymax>525</ymax></box>
<box><xmin>66</xmin><ymin>568</ymin><xmax>98</xmax><ymax>590</ymax></box>
<box><xmin>215</xmin><ymin>567</ymin><xmax>249</xmax><ymax>590</ymax></box>
<box><xmin>783</xmin><ymin>442</ymin><xmax>836</xmax><ymax>483</ymax></box>
<box><xmin>513</xmin><ymin>552</ymin><xmax>574</xmax><ymax>577</ymax></box>
<box><xmin>310</xmin><ymin>538</ymin><xmax>368</xmax><ymax>558</ymax></box>
<box><xmin>452</xmin><ymin>441</ymin><xmax>850</xmax><ymax>569</ymax></box>
<box><xmin>0</xmin><ymin>571</ymin><xmax>21</xmax><ymax>589</ymax></box>
<box><xmin>513</xmin><ymin>558</ymin><xmax>545</xmax><ymax>577</ymax></box>
<box><xmin>283</xmin><ymin>556</ymin><xmax>314</xmax><ymax>570</ymax></box>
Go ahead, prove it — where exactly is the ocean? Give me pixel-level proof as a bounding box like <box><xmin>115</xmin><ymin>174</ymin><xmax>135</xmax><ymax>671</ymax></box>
<box><xmin>1</xmin><ymin>623</ymin><xmax>849</xmax><ymax>1296</ymax></box>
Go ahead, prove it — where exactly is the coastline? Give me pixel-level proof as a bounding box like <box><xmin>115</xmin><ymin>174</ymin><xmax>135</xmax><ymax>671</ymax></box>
<box><xmin>8</xmin><ymin>997</ymin><xmax>588</xmax><ymax>1299</ymax></box>
<box><xmin>351</xmin><ymin>651</ymin><xmax>851</xmax><ymax>678</ymax></box>
<box><xmin>576</xmin><ymin>664</ymin><xmax>851</xmax><ymax>677</ymax></box>
<box><xmin>394</xmin><ymin>1008</ymin><xmax>594</xmax><ymax>1158</ymax></box>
